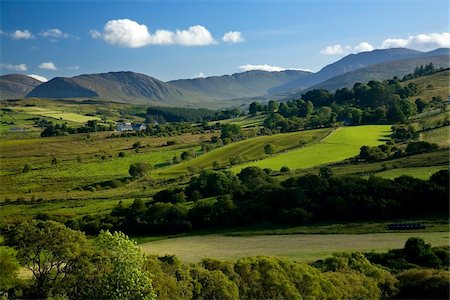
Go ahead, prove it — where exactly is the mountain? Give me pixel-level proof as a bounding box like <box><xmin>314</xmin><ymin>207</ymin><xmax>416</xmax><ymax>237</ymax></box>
<box><xmin>26</xmin><ymin>71</ymin><xmax>207</xmax><ymax>105</ymax></box>
<box><xmin>169</xmin><ymin>70</ymin><xmax>311</xmax><ymax>100</ymax></box>
<box><xmin>305</xmin><ymin>55</ymin><xmax>450</xmax><ymax>92</ymax></box>
<box><xmin>270</xmin><ymin>48</ymin><xmax>450</xmax><ymax>93</ymax></box>
<box><xmin>0</xmin><ymin>74</ymin><xmax>43</xmax><ymax>99</ymax></box>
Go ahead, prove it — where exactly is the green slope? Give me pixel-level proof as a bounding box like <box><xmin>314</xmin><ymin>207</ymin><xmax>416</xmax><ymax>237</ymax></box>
<box><xmin>154</xmin><ymin>128</ymin><xmax>332</xmax><ymax>177</ymax></box>
<box><xmin>231</xmin><ymin>125</ymin><xmax>391</xmax><ymax>172</ymax></box>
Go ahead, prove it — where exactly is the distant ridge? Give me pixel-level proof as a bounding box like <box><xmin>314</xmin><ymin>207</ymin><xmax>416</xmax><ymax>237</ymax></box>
<box><xmin>26</xmin><ymin>71</ymin><xmax>205</xmax><ymax>105</ymax></box>
<box><xmin>270</xmin><ymin>48</ymin><xmax>450</xmax><ymax>93</ymax></box>
<box><xmin>0</xmin><ymin>74</ymin><xmax>42</xmax><ymax>99</ymax></box>
<box><xmin>169</xmin><ymin>70</ymin><xmax>312</xmax><ymax>100</ymax></box>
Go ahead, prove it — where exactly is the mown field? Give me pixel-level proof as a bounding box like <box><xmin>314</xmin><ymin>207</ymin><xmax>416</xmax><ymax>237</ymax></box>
<box><xmin>154</xmin><ymin>127</ymin><xmax>332</xmax><ymax>177</ymax></box>
<box><xmin>8</xmin><ymin>106</ymin><xmax>101</xmax><ymax>123</ymax></box>
<box><xmin>232</xmin><ymin>125</ymin><xmax>391</xmax><ymax>172</ymax></box>
<box><xmin>140</xmin><ymin>231</ymin><xmax>449</xmax><ymax>263</ymax></box>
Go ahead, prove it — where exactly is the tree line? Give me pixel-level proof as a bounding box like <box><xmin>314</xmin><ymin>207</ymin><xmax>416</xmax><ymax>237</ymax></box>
<box><xmin>62</xmin><ymin>168</ymin><xmax>449</xmax><ymax>236</ymax></box>
<box><xmin>1</xmin><ymin>219</ymin><xmax>448</xmax><ymax>299</ymax></box>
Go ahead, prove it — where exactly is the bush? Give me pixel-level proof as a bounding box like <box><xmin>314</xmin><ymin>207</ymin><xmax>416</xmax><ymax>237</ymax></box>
<box><xmin>264</xmin><ymin>143</ymin><xmax>275</xmax><ymax>154</ymax></box>
<box><xmin>396</xmin><ymin>268</ymin><xmax>449</xmax><ymax>299</ymax></box>
<box><xmin>22</xmin><ymin>164</ymin><xmax>31</xmax><ymax>173</ymax></box>
<box><xmin>129</xmin><ymin>162</ymin><xmax>151</xmax><ymax>178</ymax></box>
<box><xmin>118</xmin><ymin>151</ymin><xmax>126</xmax><ymax>158</ymax></box>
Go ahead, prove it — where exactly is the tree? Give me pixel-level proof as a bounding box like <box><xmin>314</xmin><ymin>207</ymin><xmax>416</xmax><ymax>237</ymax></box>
<box><xmin>268</xmin><ymin>100</ymin><xmax>279</xmax><ymax>112</ymax></box>
<box><xmin>51</xmin><ymin>157</ymin><xmax>58</xmax><ymax>166</ymax></box>
<box><xmin>264</xmin><ymin>143</ymin><xmax>275</xmax><ymax>154</ymax></box>
<box><xmin>319</xmin><ymin>166</ymin><xmax>333</xmax><ymax>179</ymax></box>
<box><xmin>0</xmin><ymin>246</ymin><xmax>20</xmax><ymax>293</ymax></box>
<box><xmin>221</xmin><ymin>124</ymin><xmax>244</xmax><ymax>141</ymax></box>
<box><xmin>8</xmin><ymin>220</ymin><xmax>92</xmax><ymax>298</ymax></box>
<box><xmin>129</xmin><ymin>162</ymin><xmax>151</xmax><ymax>178</ymax></box>
<box><xmin>249</xmin><ymin>102</ymin><xmax>261</xmax><ymax>115</ymax></box>
<box><xmin>91</xmin><ymin>231</ymin><xmax>155</xmax><ymax>300</ymax></box>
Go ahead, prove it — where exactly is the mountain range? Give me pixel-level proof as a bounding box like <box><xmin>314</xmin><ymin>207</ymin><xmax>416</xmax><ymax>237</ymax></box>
<box><xmin>1</xmin><ymin>48</ymin><xmax>448</xmax><ymax>108</ymax></box>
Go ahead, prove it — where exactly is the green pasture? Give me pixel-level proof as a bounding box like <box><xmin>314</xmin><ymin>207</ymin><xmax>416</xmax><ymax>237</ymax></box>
<box><xmin>140</xmin><ymin>231</ymin><xmax>449</xmax><ymax>263</ymax></box>
<box><xmin>421</xmin><ymin>125</ymin><xmax>450</xmax><ymax>148</ymax></box>
<box><xmin>0</xmin><ymin>198</ymin><xmax>136</xmax><ymax>221</ymax></box>
<box><xmin>232</xmin><ymin>125</ymin><xmax>391</xmax><ymax>172</ymax></box>
<box><xmin>8</xmin><ymin>106</ymin><xmax>101</xmax><ymax>123</ymax></box>
<box><xmin>154</xmin><ymin>128</ymin><xmax>332</xmax><ymax>177</ymax></box>
<box><xmin>371</xmin><ymin>166</ymin><xmax>449</xmax><ymax>180</ymax></box>
<box><xmin>215</xmin><ymin>114</ymin><xmax>266</xmax><ymax>128</ymax></box>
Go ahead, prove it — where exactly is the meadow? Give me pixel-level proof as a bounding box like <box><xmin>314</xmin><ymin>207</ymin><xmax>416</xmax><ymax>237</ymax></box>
<box><xmin>154</xmin><ymin>127</ymin><xmax>332</xmax><ymax>177</ymax></box>
<box><xmin>140</xmin><ymin>231</ymin><xmax>449</xmax><ymax>263</ymax></box>
<box><xmin>8</xmin><ymin>106</ymin><xmax>101</xmax><ymax>123</ymax></box>
<box><xmin>231</xmin><ymin>125</ymin><xmax>391</xmax><ymax>172</ymax></box>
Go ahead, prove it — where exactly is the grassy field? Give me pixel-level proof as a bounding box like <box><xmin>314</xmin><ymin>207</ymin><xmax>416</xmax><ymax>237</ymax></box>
<box><xmin>421</xmin><ymin>126</ymin><xmax>450</xmax><ymax>148</ymax></box>
<box><xmin>231</xmin><ymin>125</ymin><xmax>391</xmax><ymax>172</ymax></box>
<box><xmin>8</xmin><ymin>106</ymin><xmax>101</xmax><ymax>123</ymax></box>
<box><xmin>154</xmin><ymin>128</ymin><xmax>332</xmax><ymax>177</ymax></box>
<box><xmin>371</xmin><ymin>166</ymin><xmax>449</xmax><ymax>180</ymax></box>
<box><xmin>215</xmin><ymin>114</ymin><xmax>266</xmax><ymax>128</ymax></box>
<box><xmin>406</xmin><ymin>69</ymin><xmax>450</xmax><ymax>102</ymax></box>
<box><xmin>140</xmin><ymin>231</ymin><xmax>449</xmax><ymax>263</ymax></box>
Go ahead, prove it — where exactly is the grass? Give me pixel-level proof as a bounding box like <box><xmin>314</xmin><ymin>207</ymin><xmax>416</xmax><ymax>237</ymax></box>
<box><xmin>231</xmin><ymin>125</ymin><xmax>391</xmax><ymax>172</ymax></box>
<box><xmin>0</xmin><ymin>198</ymin><xmax>136</xmax><ymax>222</ymax></box>
<box><xmin>215</xmin><ymin>114</ymin><xmax>266</xmax><ymax>128</ymax></box>
<box><xmin>371</xmin><ymin>166</ymin><xmax>449</xmax><ymax>180</ymax></box>
<box><xmin>420</xmin><ymin>126</ymin><xmax>450</xmax><ymax>148</ymax></box>
<box><xmin>154</xmin><ymin>128</ymin><xmax>332</xmax><ymax>177</ymax></box>
<box><xmin>140</xmin><ymin>231</ymin><xmax>449</xmax><ymax>263</ymax></box>
<box><xmin>8</xmin><ymin>106</ymin><xmax>101</xmax><ymax>123</ymax></box>
<box><xmin>406</xmin><ymin>69</ymin><xmax>450</xmax><ymax>103</ymax></box>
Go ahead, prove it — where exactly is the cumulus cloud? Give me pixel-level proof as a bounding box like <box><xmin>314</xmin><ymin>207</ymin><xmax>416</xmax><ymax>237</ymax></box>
<box><xmin>0</xmin><ymin>63</ymin><xmax>27</xmax><ymax>71</ymax></box>
<box><xmin>194</xmin><ymin>72</ymin><xmax>205</xmax><ymax>78</ymax></box>
<box><xmin>27</xmin><ymin>74</ymin><xmax>48</xmax><ymax>82</ymax></box>
<box><xmin>320</xmin><ymin>32</ymin><xmax>449</xmax><ymax>56</ymax></box>
<box><xmin>354</xmin><ymin>42</ymin><xmax>374</xmax><ymax>52</ymax></box>
<box><xmin>239</xmin><ymin>64</ymin><xmax>312</xmax><ymax>72</ymax></box>
<box><xmin>319</xmin><ymin>44</ymin><xmax>350</xmax><ymax>55</ymax></box>
<box><xmin>12</xmin><ymin>30</ymin><xmax>34</xmax><ymax>40</ymax></box>
<box><xmin>90</xmin><ymin>19</ymin><xmax>216</xmax><ymax>47</ymax></box>
<box><xmin>222</xmin><ymin>31</ymin><xmax>245</xmax><ymax>43</ymax></box>
<box><xmin>40</xmin><ymin>28</ymin><xmax>77</xmax><ymax>41</ymax></box>
<box><xmin>38</xmin><ymin>62</ymin><xmax>57</xmax><ymax>70</ymax></box>
<box><xmin>380</xmin><ymin>32</ymin><xmax>450</xmax><ymax>51</ymax></box>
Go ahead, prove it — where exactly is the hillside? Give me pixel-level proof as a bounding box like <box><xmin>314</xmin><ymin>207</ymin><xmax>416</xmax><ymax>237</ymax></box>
<box><xmin>305</xmin><ymin>55</ymin><xmax>450</xmax><ymax>92</ymax></box>
<box><xmin>0</xmin><ymin>74</ymin><xmax>43</xmax><ymax>99</ymax></box>
<box><xmin>271</xmin><ymin>48</ymin><xmax>450</xmax><ymax>93</ymax></box>
<box><xmin>26</xmin><ymin>71</ymin><xmax>207</xmax><ymax>106</ymax></box>
<box><xmin>169</xmin><ymin>70</ymin><xmax>311</xmax><ymax>100</ymax></box>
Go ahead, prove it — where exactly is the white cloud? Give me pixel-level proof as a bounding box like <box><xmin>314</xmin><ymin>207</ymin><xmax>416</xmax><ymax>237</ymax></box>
<box><xmin>319</xmin><ymin>44</ymin><xmax>351</xmax><ymax>55</ymax></box>
<box><xmin>68</xmin><ymin>65</ymin><xmax>80</xmax><ymax>70</ymax></box>
<box><xmin>239</xmin><ymin>64</ymin><xmax>312</xmax><ymax>72</ymax></box>
<box><xmin>12</xmin><ymin>29</ymin><xmax>34</xmax><ymax>40</ymax></box>
<box><xmin>90</xmin><ymin>19</ymin><xmax>216</xmax><ymax>47</ymax></box>
<box><xmin>320</xmin><ymin>32</ymin><xmax>450</xmax><ymax>56</ymax></box>
<box><xmin>381</xmin><ymin>32</ymin><xmax>450</xmax><ymax>51</ymax></box>
<box><xmin>354</xmin><ymin>42</ymin><xmax>374</xmax><ymax>52</ymax></box>
<box><xmin>38</xmin><ymin>62</ymin><xmax>57</xmax><ymax>70</ymax></box>
<box><xmin>27</xmin><ymin>74</ymin><xmax>48</xmax><ymax>82</ymax></box>
<box><xmin>222</xmin><ymin>31</ymin><xmax>245</xmax><ymax>43</ymax></box>
<box><xmin>40</xmin><ymin>28</ymin><xmax>76</xmax><ymax>41</ymax></box>
<box><xmin>194</xmin><ymin>72</ymin><xmax>205</xmax><ymax>78</ymax></box>
<box><xmin>0</xmin><ymin>63</ymin><xmax>27</xmax><ymax>71</ymax></box>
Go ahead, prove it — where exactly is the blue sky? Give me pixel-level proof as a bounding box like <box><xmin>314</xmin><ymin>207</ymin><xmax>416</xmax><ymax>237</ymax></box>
<box><xmin>1</xmin><ymin>0</ymin><xmax>448</xmax><ymax>81</ymax></box>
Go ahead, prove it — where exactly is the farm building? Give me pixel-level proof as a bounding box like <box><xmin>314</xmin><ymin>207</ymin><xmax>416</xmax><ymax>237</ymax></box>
<box><xmin>132</xmin><ymin>123</ymin><xmax>147</xmax><ymax>131</ymax></box>
<box><xmin>116</xmin><ymin>122</ymin><xmax>133</xmax><ymax>131</ymax></box>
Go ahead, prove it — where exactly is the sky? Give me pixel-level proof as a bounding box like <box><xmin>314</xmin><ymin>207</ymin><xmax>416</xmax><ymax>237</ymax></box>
<box><xmin>0</xmin><ymin>0</ymin><xmax>449</xmax><ymax>82</ymax></box>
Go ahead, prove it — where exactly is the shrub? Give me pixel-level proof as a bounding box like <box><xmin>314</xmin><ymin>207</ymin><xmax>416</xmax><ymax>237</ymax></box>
<box><xmin>129</xmin><ymin>162</ymin><xmax>151</xmax><ymax>178</ymax></box>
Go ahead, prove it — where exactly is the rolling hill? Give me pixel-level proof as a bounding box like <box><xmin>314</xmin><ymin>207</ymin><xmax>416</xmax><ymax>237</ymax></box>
<box><xmin>169</xmin><ymin>70</ymin><xmax>311</xmax><ymax>100</ymax></box>
<box><xmin>270</xmin><ymin>48</ymin><xmax>450</xmax><ymax>93</ymax></box>
<box><xmin>305</xmin><ymin>55</ymin><xmax>450</xmax><ymax>92</ymax></box>
<box><xmin>26</xmin><ymin>71</ymin><xmax>206</xmax><ymax>105</ymax></box>
<box><xmin>0</xmin><ymin>74</ymin><xmax>43</xmax><ymax>99</ymax></box>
